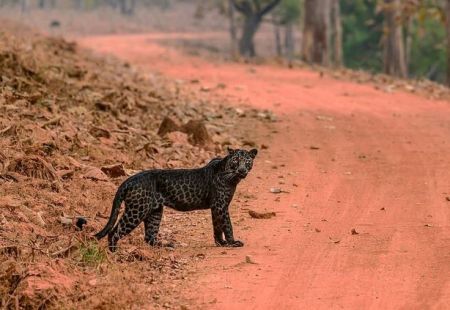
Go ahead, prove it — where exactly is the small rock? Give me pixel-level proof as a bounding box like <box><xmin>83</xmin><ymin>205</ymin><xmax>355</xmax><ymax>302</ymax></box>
<box><xmin>329</xmin><ymin>237</ymin><xmax>340</xmax><ymax>244</ymax></box>
<box><xmin>94</xmin><ymin>101</ymin><xmax>112</xmax><ymax>111</ymax></box>
<box><xmin>446</xmin><ymin>197</ymin><xmax>450</xmax><ymax>202</ymax></box>
<box><xmin>60</xmin><ymin>216</ymin><xmax>73</xmax><ymax>225</ymax></box>
<box><xmin>270</xmin><ymin>187</ymin><xmax>289</xmax><ymax>194</ymax></box>
<box><xmin>89</xmin><ymin>126</ymin><xmax>111</xmax><ymax>139</ymax></box>
<box><xmin>157</xmin><ymin>116</ymin><xmax>181</xmax><ymax>137</ymax></box>
<box><xmin>0</xmin><ymin>214</ymin><xmax>8</xmax><ymax>225</ymax></box>
<box><xmin>56</xmin><ymin>169</ymin><xmax>74</xmax><ymax>180</ymax></box>
<box><xmin>248</xmin><ymin>210</ymin><xmax>276</xmax><ymax>219</ymax></box>
<box><xmin>316</xmin><ymin>115</ymin><xmax>333</xmax><ymax>121</ymax></box>
<box><xmin>310</xmin><ymin>146</ymin><xmax>320</xmax><ymax>150</ymax></box>
<box><xmin>243</xmin><ymin>140</ymin><xmax>257</xmax><ymax>147</ymax></box>
<box><xmin>351</xmin><ymin>228</ymin><xmax>359</xmax><ymax>235</ymax></box>
<box><xmin>315</xmin><ymin>228</ymin><xmax>321</xmax><ymax>233</ymax></box>
<box><xmin>245</xmin><ymin>255</ymin><xmax>257</xmax><ymax>264</ymax></box>
<box><xmin>101</xmin><ymin>163</ymin><xmax>127</xmax><ymax>178</ymax></box>
<box><xmin>182</xmin><ymin>120</ymin><xmax>213</xmax><ymax>146</ymax></box>
<box><xmin>82</xmin><ymin>167</ymin><xmax>109</xmax><ymax>181</ymax></box>
<box><xmin>166</xmin><ymin>131</ymin><xmax>189</xmax><ymax>145</ymax></box>
<box><xmin>235</xmin><ymin>108</ymin><xmax>245</xmax><ymax>117</ymax></box>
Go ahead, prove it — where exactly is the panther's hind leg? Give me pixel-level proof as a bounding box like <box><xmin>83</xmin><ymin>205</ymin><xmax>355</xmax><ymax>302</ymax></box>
<box><xmin>144</xmin><ymin>204</ymin><xmax>163</xmax><ymax>246</ymax></box>
<box><xmin>108</xmin><ymin>199</ymin><xmax>149</xmax><ymax>252</ymax></box>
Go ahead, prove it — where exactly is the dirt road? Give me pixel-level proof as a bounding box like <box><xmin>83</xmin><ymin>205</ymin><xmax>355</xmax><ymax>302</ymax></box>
<box><xmin>78</xmin><ymin>33</ymin><xmax>450</xmax><ymax>309</ymax></box>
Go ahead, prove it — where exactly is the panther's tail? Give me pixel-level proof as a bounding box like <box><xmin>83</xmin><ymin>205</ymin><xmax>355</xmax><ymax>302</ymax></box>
<box><xmin>94</xmin><ymin>184</ymin><xmax>127</xmax><ymax>240</ymax></box>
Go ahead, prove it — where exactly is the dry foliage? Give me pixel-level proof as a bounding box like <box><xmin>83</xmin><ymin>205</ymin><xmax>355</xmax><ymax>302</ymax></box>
<box><xmin>0</xmin><ymin>22</ymin><xmax>266</xmax><ymax>309</ymax></box>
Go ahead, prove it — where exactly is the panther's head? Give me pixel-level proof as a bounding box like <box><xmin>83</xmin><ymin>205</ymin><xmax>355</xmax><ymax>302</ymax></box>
<box><xmin>222</xmin><ymin>147</ymin><xmax>258</xmax><ymax>181</ymax></box>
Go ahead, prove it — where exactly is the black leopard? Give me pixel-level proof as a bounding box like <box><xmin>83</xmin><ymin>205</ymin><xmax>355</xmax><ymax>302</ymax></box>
<box><xmin>95</xmin><ymin>148</ymin><xmax>258</xmax><ymax>251</ymax></box>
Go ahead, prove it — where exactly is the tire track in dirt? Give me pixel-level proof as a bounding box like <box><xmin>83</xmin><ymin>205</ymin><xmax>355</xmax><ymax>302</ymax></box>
<box><xmin>78</xmin><ymin>33</ymin><xmax>450</xmax><ymax>309</ymax></box>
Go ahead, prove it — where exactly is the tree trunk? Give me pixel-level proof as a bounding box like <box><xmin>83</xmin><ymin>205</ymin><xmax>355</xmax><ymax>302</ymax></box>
<box><xmin>298</xmin><ymin>0</ymin><xmax>305</xmax><ymax>58</ymax></box>
<box><xmin>330</xmin><ymin>0</ymin><xmax>342</xmax><ymax>67</ymax></box>
<box><xmin>108</xmin><ymin>0</ymin><xmax>118</xmax><ymax>9</ymax></box>
<box><xmin>239</xmin><ymin>14</ymin><xmax>261</xmax><ymax>57</ymax></box>
<box><xmin>21</xmin><ymin>0</ymin><xmax>28</xmax><ymax>12</ymax></box>
<box><xmin>233</xmin><ymin>0</ymin><xmax>281</xmax><ymax>57</ymax></box>
<box><xmin>446</xmin><ymin>0</ymin><xmax>450</xmax><ymax>85</ymax></box>
<box><xmin>129</xmin><ymin>0</ymin><xmax>136</xmax><ymax>14</ymax></box>
<box><xmin>75</xmin><ymin>0</ymin><xmax>84</xmax><ymax>10</ymax></box>
<box><xmin>228</xmin><ymin>0</ymin><xmax>238</xmax><ymax>58</ymax></box>
<box><xmin>383</xmin><ymin>0</ymin><xmax>408</xmax><ymax>78</ymax></box>
<box><xmin>274</xmin><ymin>21</ymin><xmax>282</xmax><ymax>57</ymax></box>
<box><xmin>284</xmin><ymin>22</ymin><xmax>294</xmax><ymax>65</ymax></box>
<box><xmin>405</xmin><ymin>16</ymin><xmax>413</xmax><ymax>70</ymax></box>
<box><xmin>119</xmin><ymin>0</ymin><xmax>134</xmax><ymax>15</ymax></box>
<box><xmin>38</xmin><ymin>0</ymin><xmax>45</xmax><ymax>9</ymax></box>
<box><xmin>302</xmin><ymin>0</ymin><xmax>331</xmax><ymax>66</ymax></box>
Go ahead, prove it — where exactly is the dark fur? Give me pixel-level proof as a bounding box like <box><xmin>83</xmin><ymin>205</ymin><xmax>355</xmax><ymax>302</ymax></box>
<box><xmin>95</xmin><ymin>148</ymin><xmax>258</xmax><ymax>251</ymax></box>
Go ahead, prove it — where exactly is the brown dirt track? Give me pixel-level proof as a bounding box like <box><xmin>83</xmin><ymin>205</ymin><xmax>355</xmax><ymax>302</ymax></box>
<box><xmin>76</xmin><ymin>33</ymin><xmax>450</xmax><ymax>309</ymax></box>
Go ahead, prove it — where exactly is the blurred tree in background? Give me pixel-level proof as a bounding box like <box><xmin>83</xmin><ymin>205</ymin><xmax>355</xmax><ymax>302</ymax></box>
<box><xmin>272</xmin><ymin>0</ymin><xmax>301</xmax><ymax>62</ymax></box>
<box><xmin>231</xmin><ymin>0</ymin><xmax>282</xmax><ymax>56</ymax></box>
<box><xmin>1</xmin><ymin>0</ymin><xmax>450</xmax><ymax>85</ymax></box>
<box><xmin>341</xmin><ymin>0</ymin><xmax>383</xmax><ymax>72</ymax></box>
<box><xmin>300</xmin><ymin>0</ymin><xmax>342</xmax><ymax>67</ymax></box>
<box><xmin>341</xmin><ymin>0</ymin><xmax>446</xmax><ymax>82</ymax></box>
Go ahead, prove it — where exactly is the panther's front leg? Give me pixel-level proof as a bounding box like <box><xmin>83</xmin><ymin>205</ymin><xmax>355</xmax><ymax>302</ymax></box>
<box><xmin>211</xmin><ymin>202</ymin><xmax>243</xmax><ymax>247</ymax></box>
<box><xmin>223</xmin><ymin>212</ymin><xmax>243</xmax><ymax>247</ymax></box>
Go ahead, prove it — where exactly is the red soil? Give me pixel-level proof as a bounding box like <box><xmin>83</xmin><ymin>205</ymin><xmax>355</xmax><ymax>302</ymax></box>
<box><xmin>78</xmin><ymin>33</ymin><xmax>450</xmax><ymax>309</ymax></box>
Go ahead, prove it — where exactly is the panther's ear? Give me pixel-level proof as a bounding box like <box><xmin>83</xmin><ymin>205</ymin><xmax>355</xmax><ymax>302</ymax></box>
<box><xmin>249</xmin><ymin>148</ymin><xmax>258</xmax><ymax>158</ymax></box>
<box><xmin>227</xmin><ymin>147</ymin><xmax>235</xmax><ymax>155</ymax></box>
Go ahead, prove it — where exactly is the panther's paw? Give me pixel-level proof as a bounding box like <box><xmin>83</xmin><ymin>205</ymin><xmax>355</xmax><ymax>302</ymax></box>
<box><xmin>215</xmin><ymin>239</ymin><xmax>227</xmax><ymax>246</ymax></box>
<box><xmin>227</xmin><ymin>240</ymin><xmax>244</xmax><ymax>247</ymax></box>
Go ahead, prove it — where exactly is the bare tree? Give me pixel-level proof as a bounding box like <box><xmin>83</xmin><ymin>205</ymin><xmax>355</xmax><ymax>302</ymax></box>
<box><xmin>273</xmin><ymin>14</ymin><xmax>282</xmax><ymax>57</ymax></box>
<box><xmin>382</xmin><ymin>0</ymin><xmax>408</xmax><ymax>78</ymax></box>
<box><xmin>228</xmin><ymin>0</ymin><xmax>239</xmax><ymax>58</ymax></box>
<box><xmin>284</xmin><ymin>21</ymin><xmax>294</xmax><ymax>65</ymax></box>
<box><xmin>232</xmin><ymin>0</ymin><xmax>282</xmax><ymax>57</ymax></box>
<box><xmin>301</xmin><ymin>0</ymin><xmax>331</xmax><ymax>66</ymax></box>
<box><xmin>330</xmin><ymin>0</ymin><xmax>342</xmax><ymax>67</ymax></box>
<box><xmin>20</xmin><ymin>0</ymin><xmax>28</xmax><ymax>12</ymax></box>
<box><xmin>446</xmin><ymin>0</ymin><xmax>450</xmax><ymax>85</ymax></box>
<box><xmin>118</xmin><ymin>0</ymin><xmax>136</xmax><ymax>15</ymax></box>
<box><xmin>74</xmin><ymin>0</ymin><xmax>84</xmax><ymax>10</ymax></box>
